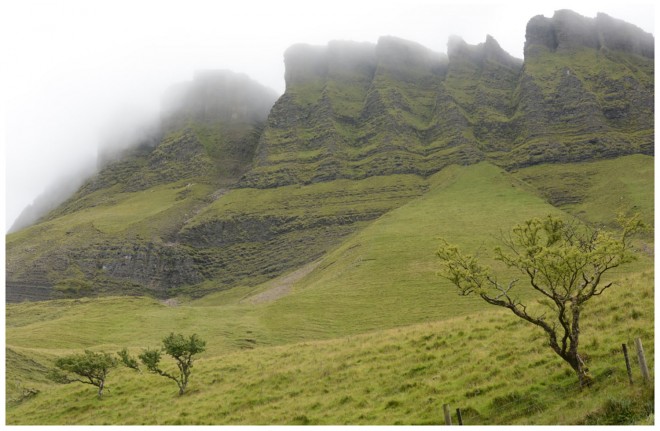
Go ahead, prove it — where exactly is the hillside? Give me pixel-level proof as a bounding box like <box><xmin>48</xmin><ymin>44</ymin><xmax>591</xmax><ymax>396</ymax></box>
<box><xmin>5</xmin><ymin>10</ymin><xmax>654</xmax><ymax>302</ymax></box>
<box><xmin>6</xmin><ymin>157</ymin><xmax>654</xmax><ymax>424</ymax></box>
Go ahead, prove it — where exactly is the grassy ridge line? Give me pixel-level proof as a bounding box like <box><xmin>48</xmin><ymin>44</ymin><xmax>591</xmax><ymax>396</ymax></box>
<box><xmin>6</xmin><ymin>270</ymin><xmax>653</xmax><ymax>425</ymax></box>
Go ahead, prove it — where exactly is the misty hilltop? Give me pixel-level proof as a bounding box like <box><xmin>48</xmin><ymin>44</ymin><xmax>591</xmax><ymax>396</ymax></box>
<box><xmin>9</xmin><ymin>71</ymin><xmax>279</xmax><ymax>233</ymax></box>
<box><xmin>6</xmin><ymin>9</ymin><xmax>654</xmax><ymax>301</ymax></box>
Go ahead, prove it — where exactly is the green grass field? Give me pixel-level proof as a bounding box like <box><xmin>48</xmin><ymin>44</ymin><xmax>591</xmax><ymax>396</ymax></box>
<box><xmin>5</xmin><ymin>156</ymin><xmax>654</xmax><ymax>424</ymax></box>
<box><xmin>514</xmin><ymin>154</ymin><xmax>654</xmax><ymax>229</ymax></box>
<box><xmin>6</xmin><ymin>270</ymin><xmax>654</xmax><ymax>424</ymax></box>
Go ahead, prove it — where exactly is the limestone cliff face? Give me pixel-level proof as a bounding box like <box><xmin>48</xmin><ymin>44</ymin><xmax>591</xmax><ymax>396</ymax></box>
<box><xmin>244</xmin><ymin>9</ymin><xmax>653</xmax><ymax>187</ymax></box>
<box><xmin>525</xmin><ymin>10</ymin><xmax>654</xmax><ymax>58</ymax></box>
<box><xmin>511</xmin><ymin>10</ymin><xmax>654</xmax><ymax>167</ymax></box>
<box><xmin>242</xmin><ymin>37</ymin><xmax>461</xmax><ymax>188</ymax></box>
<box><xmin>444</xmin><ymin>35</ymin><xmax>523</xmax><ymax>150</ymax></box>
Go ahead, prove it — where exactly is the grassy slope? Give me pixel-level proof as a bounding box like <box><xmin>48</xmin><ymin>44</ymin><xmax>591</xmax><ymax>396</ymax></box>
<box><xmin>181</xmin><ymin>174</ymin><xmax>427</xmax><ymax>231</ymax></box>
<box><xmin>514</xmin><ymin>154</ymin><xmax>654</xmax><ymax>229</ymax></box>
<box><xmin>6</xmin><ymin>272</ymin><xmax>653</xmax><ymax>425</ymax></box>
<box><xmin>5</xmin><ymin>157</ymin><xmax>654</xmax><ymax>424</ymax></box>
<box><xmin>5</xmin><ymin>181</ymin><xmax>215</xmax><ymax>292</ymax></box>
<box><xmin>175</xmin><ymin>174</ymin><xmax>429</xmax><ymax>296</ymax></box>
<box><xmin>7</xmin><ymin>167</ymin><xmax>429</xmax><ymax>298</ymax></box>
<box><xmin>255</xmin><ymin>162</ymin><xmax>565</xmax><ymax>341</ymax></box>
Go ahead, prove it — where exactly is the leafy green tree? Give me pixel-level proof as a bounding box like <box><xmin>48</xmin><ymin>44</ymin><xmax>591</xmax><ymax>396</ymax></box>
<box><xmin>138</xmin><ymin>333</ymin><xmax>206</xmax><ymax>395</ymax></box>
<box><xmin>117</xmin><ymin>347</ymin><xmax>140</xmax><ymax>371</ymax></box>
<box><xmin>49</xmin><ymin>350</ymin><xmax>118</xmax><ymax>398</ymax></box>
<box><xmin>436</xmin><ymin>214</ymin><xmax>643</xmax><ymax>388</ymax></box>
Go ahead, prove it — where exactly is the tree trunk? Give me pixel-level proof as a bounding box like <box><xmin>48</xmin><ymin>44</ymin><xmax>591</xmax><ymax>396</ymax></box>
<box><xmin>567</xmin><ymin>353</ymin><xmax>592</xmax><ymax>388</ymax></box>
<box><xmin>178</xmin><ymin>371</ymin><xmax>189</xmax><ymax>395</ymax></box>
<box><xmin>98</xmin><ymin>380</ymin><xmax>105</xmax><ymax>398</ymax></box>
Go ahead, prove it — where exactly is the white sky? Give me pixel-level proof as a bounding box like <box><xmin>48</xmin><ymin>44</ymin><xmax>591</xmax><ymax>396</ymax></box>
<box><xmin>0</xmin><ymin>0</ymin><xmax>655</xmax><ymax>231</ymax></box>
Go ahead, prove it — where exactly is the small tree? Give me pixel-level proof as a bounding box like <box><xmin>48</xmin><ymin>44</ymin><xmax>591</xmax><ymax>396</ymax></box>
<box><xmin>436</xmin><ymin>214</ymin><xmax>643</xmax><ymax>388</ymax></box>
<box><xmin>138</xmin><ymin>333</ymin><xmax>206</xmax><ymax>395</ymax></box>
<box><xmin>117</xmin><ymin>347</ymin><xmax>141</xmax><ymax>371</ymax></box>
<box><xmin>49</xmin><ymin>350</ymin><xmax>118</xmax><ymax>398</ymax></box>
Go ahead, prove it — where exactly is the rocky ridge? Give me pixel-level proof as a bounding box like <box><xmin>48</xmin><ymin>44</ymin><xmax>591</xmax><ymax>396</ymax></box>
<box><xmin>243</xmin><ymin>10</ymin><xmax>653</xmax><ymax>189</ymax></box>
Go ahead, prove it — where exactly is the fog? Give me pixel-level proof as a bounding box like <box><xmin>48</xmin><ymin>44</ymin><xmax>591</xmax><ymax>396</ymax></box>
<box><xmin>2</xmin><ymin>0</ymin><xmax>654</xmax><ymax>232</ymax></box>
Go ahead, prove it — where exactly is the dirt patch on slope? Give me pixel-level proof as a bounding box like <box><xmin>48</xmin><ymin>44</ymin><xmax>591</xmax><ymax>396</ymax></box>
<box><xmin>242</xmin><ymin>260</ymin><xmax>321</xmax><ymax>305</ymax></box>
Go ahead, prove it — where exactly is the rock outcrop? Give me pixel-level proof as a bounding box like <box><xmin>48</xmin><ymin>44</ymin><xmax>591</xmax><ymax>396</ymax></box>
<box><xmin>511</xmin><ymin>10</ymin><xmax>654</xmax><ymax>167</ymax></box>
<box><xmin>525</xmin><ymin>9</ymin><xmax>654</xmax><ymax>58</ymax></box>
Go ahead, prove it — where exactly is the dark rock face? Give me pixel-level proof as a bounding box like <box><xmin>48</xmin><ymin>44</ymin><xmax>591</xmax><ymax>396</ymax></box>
<box><xmin>525</xmin><ymin>9</ymin><xmax>654</xmax><ymax>58</ymax></box>
<box><xmin>7</xmin><ymin>240</ymin><xmax>206</xmax><ymax>300</ymax></box>
<box><xmin>82</xmin><ymin>242</ymin><xmax>205</xmax><ymax>292</ymax></box>
<box><xmin>525</xmin><ymin>15</ymin><xmax>558</xmax><ymax>56</ymax></box>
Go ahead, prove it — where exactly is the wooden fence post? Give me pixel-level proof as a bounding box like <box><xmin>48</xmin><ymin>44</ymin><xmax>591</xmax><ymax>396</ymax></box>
<box><xmin>456</xmin><ymin>407</ymin><xmax>463</xmax><ymax>425</ymax></box>
<box><xmin>634</xmin><ymin>338</ymin><xmax>650</xmax><ymax>383</ymax></box>
<box><xmin>443</xmin><ymin>403</ymin><xmax>452</xmax><ymax>425</ymax></box>
<box><xmin>622</xmin><ymin>343</ymin><xmax>634</xmax><ymax>384</ymax></box>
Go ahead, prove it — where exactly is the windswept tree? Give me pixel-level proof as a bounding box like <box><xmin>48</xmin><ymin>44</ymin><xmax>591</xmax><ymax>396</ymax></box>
<box><xmin>436</xmin><ymin>214</ymin><xmax>643</xmax><ymax>388</ymax></box>
<box><xmin>137</xmin><ymin>333</ymin><xmax>206</xmax><ymax>395</ymax></box>
<box><xmin>117</xmin><ymin>347</ymin><xmax>140</xmax><ymax>371</ymax></box>
<box><xmin>49</xmin><ymin>350</ymin><xmax>118</xmax><ymax>398</ymax></box>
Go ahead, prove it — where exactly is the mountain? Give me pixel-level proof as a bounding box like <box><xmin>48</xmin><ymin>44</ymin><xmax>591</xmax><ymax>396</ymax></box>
<box><xmin>5</xmin><ymin>10</ymin><xmax>654</xmax><ymax>302</ymax></box>
<box><xmin>4</xmin><ymin>10</ymin><xmax>655</xmax><ymax>425</ymax></box>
